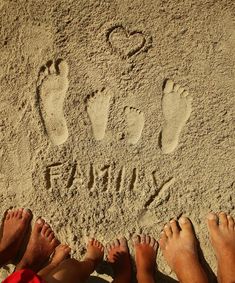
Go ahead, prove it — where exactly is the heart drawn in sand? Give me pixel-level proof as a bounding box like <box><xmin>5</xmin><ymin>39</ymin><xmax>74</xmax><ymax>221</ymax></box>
<box><xmin>108</xmin><ymin>26</ymin><xmax>146</xmax><ymax>58</ymax></box>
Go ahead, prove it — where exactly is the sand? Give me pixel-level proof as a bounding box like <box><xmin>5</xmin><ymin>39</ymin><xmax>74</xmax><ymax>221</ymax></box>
<box><xmin>0</xmin><ymin>0</ymin><xmax>234</xmax><ymax>281</ymax></box>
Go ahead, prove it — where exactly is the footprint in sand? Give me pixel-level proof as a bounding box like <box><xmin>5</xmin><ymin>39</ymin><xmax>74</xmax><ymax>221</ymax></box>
<box><xmin>125</xmin><ymin>107</ymin><xmax>144</xmax><ymax>145</ymax></box>
<box><xmin>87</xmin><ymin>89</ymin><xmax>111</xmax><ymax>141</ymax></box>
<box><xmin>37</xmin><ymin>60</ymin><xmax>69</xmax><ymax>146</ymax></box>
<box><xmin>161</xmin><ymin>79</ymin><xmax>192</xmax><ymax>154</ymax></box>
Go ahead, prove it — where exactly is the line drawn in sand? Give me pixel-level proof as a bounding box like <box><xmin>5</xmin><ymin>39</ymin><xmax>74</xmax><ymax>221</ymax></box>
<box><xmin>86</xmin><ymin>88</ymin><xmax>112</xmax><ymax>141</ymax></box>
<box><xmin>160</xmin><ymin>79</ymin><xmax>192</xmax><ymax>154</ymax></box>
<box><xmin>36</xmin><ymin>59</ymin><xmax>69</xmax><ymax>146</ymax></box>
<box><xmin>125</xmin><ymin>107</ymin><xmax>144</xmax><ymax>145</ymax></box>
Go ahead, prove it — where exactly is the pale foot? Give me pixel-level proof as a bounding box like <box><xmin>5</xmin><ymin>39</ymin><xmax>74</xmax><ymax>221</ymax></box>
<box><xmin>16</xmin><ymin>218</ymin><xmax>59</xmax><ymax>272</ymax></box>
<box><xmin>38</xmin><ymin>244</ymin><xmax>71</xmax><ymax>279</ymax></box>
<box><xmin>133</xmin><ymin>234</ymin><xmax>158</xmax><ymax>283</ymax></box>
<box><xmin>84</xmin><ymin>238</ymin><xmax>104</xmax><ymax>268</ymax></box>
<box><xmin>161</xmin><ymin>79</ymin><xmax>192</xmax><ymax>154</ymax></box>
<box><xmin>107</xmin><ymin>237</ymin><xmax>131</xmax><ymax>283</ymax></box>
<box><xmin>159</xmin><ymin>217</ymin><xmax>209</xmax><ymax>283</ymax></box>
<box><xmin>51</xmin><ymin>244</ymin><xmax>71</xmax><ymax>266</ymax></box>
<box><xmin>207</xmin><ymin>212</ymin><xmax>235</xmax><ymax>283</ymax></box>
<box><xmin>0</xmin><ymin>208</ymin><xmax>31</xmax><ymax>266</ymax></box>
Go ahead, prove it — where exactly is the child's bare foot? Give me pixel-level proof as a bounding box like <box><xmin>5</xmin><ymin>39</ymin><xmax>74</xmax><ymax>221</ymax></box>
<box><xmin>159</xmin><ymin>217</ymin><xmax>209</xmax><ymax>283</ymax></box>
<box><xmin>133</xmin><ymin>234</ymin><xmax>158</xmax><ymax>283</ymax></box>
<box><xmin>207</xmin><ymin>212</ymin><xmax>235</xmax><ymax>283</ymax></box>
<box><xmin>107</xmin><ymin>237</ymin><xmax>131</xmax><ymax>283</ymax></box>
<box><xmin>0</xmin><ymin>208</ymin><xmax>32</xmax><ymax>266</ymax></box>
<box><xmin>51</xmin><ymin>244</ymin><xmax>71</xmax><ymax>266</ymax></box>
<box><xmin>15</xmin><ymin>218</ymin><xmax>59</xmax><ymax>272</ymax></box>
<box><xmin>84</xmin><ymin>238</ymin><xmax>104</xmax><ymax>268</ymax></box>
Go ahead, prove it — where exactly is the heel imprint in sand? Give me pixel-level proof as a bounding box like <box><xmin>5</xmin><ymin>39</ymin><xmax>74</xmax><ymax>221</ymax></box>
<box><xmin>160</xmin><ymin>79</ymin><xmax>192</xmax><ymax>154</ymax></box>
<box><xmin>125</xmin><ymin>107</ymin><xmax>145</xmax><ymax>145</ymax></box>
<box><xmin>87</xmin><ymin>88</ymin><xmax>112</xmax><ymax>141</ymax></box>
<box><xmin>37</xmin><ymin>60</ymin><xmax>69</xmax><ymax>146</ymax></box>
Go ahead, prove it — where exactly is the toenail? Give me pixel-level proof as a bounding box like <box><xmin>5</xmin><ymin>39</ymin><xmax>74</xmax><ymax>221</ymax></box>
<box><xmin>179</xmin><ymin>217</ymin><xmax>187</xmax><ymax>224</ymax></box>
<box><xmin>207</xmin><ymin>213</ymin><xmax>217</xmax><ymax>220</ymax></box>
<box><xmin>37</xmin><ymin>219</ymin><xmax>43</xmax><ymax>224</ymax></box>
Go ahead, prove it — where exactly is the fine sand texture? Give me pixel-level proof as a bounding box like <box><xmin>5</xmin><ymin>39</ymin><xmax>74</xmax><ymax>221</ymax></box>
<box><xmin>0</xmin><ymin>0</ymin><xmax>234</xmax><ymax>282</ymax></box>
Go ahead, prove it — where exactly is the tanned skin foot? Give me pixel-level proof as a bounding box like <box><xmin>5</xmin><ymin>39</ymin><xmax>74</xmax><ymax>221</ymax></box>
<box><xmin>207</xmin><ymin>212</ymin><xmax>235</xmax><ymax>283</ymax></box>
<box><xmin>133</xmin><ymin>234</ymin><xmax>158</xmax><ymax>283</ymax></box>
<box><xmin>15</xmin><ymin>218</ymin><xmax>59</xmax><ymax>272</ymax></box>
<box><xmin>159</xmin><ymin>217</ymin><xmax>209</xmax><ymax>283</ymax></box>
<box><xmin>38</xmin><ymin>244</ymin><xmax>71</xmax><ymax>278</ymax></box>
<box><xmin>0</xmin><ymin>208</ymin><xmax>32</xmax><ymax>267</ymax></box>
<box><xmin>84</xmin><ymin>238</ymin><xmax>104</xmax><ymax>268</ymax></box>
<box><xmin>107</xmin><ymin>237</ymin><xmax>131</xmax><ymax>283</ymax></box>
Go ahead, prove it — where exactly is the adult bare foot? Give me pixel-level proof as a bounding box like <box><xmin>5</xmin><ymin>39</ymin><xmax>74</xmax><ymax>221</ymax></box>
<box><xmin>107</xmin><ymin>237</ymin><xmax>131</xmax><ymax>283</ymax></box>
<box><xmin>159</xmin><ymin>217</ymin><xmax>209</xmax><ymax>283</ymax></box>
<box><xmin>84</xmin><ymin>238</ymin><xmax>104</xmax><ymax>268</ymax></box>
<box><xmin>15</xmin><ymin>218</ymin><xmax>59</xmax><ymax>272</ymax></box>
<box><xmin>38</xmin><ymin>244</ymin><xmax>71</xmax><ymax>278</ymax></box>
<box><xmin>133</xmin><ymin>234</ymin><xmax>158</xmax><ymax>283</ymax></box>
<box><xmin>207</xmin><ymin>212</ymin><xmax>235</xmax><ymax>283</ymax></box>
<box><xmin>0</xmin><ymin>208</ymin><xmax>32</xmax><ymax>266</ymax></box>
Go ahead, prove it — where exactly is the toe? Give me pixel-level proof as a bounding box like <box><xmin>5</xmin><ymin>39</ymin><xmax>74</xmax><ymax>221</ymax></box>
<box><xmin>35</xmin><ymin>218</ymin><xmax>45</xmax><ymax>233</ymax></box>
<box><xmin>49</xmin><ymin>63</ymin><xmax>56</xmax><ymax>74</ymax></box>
<box><xmin>227</xmin><ymin>215</ymin><xmax>235</xmax><ymax>230</ymax></box>
<box><xmin>145</xmin><ymin>235</ymin><xmax>151</xmax><ymax>244</ymax></box>
<box><xmin>153</xmin><ymin>241</ymin><xmax>159</xmax><ymax>251</ymax></box>
<box><xmin>173</xmin><ymin>83</ymin><xmax>180</xmax><ymax>92</ymax></box>
<box><xmin>16</xmin><ymin>208</ymin><xmax>24</xmax><ymax>219</ymax></box>
<box><xmin>114</xmin><ymin>239</ymin><xmax>120</xmax><ymax>247</ymax></box>
<box><xmin>58</xmin><ymin>60</ymin><xmax>69</xmax><ymax>77</ymax></box>
<box><xmin>51</xmin><ymin>238</ymin><xmax>60</xmax><ymax>248</ymax></box>
<box><xmin>181</xmin><ymin>90</ymin><xmax>189</xmax><ymax>98</ymax></box>
<box><xmin>119</xmin><ymin>237</ymin><xmax>128</xmax><ymax>248</ymax></box>
<box><xmin>45</xmin><ymin>228</ymin><xmax>53</xmax><ymax>238</ymax></box>
<box><xmin>207</xmin><ymin>213</ymin><xmax>219</xmax><ymax>231</ymax></box>
<box><xmin>164</xmin><ymin>224</ymin><xmax>173</xmax><ymax>238</ymax></box>
<box><xmin>218</xmin><ymin>212</ymin><xmax>228</xmax><ymax>228</ymax></box>
<box><xmin>179</xmin><ymin>217</ymin><xmax>193</xmax><ymax>233</ymax></box>
<box><xmin>178</xmin><ymin>87</ymin><xmax>184</xmax><ymax>94</ymax></box>
<box><xmin>170</xmin><ymin>219</ymin><xmax>180</xmax><ymax>235</ymax></box>
<box><xmin>133</xmin><ymin>235</ymin><xmax>140</xmax><ymax>245</ymax></box>
<box><xmin>106</xmin><ymin>243</ymin><xmax>112</xmax><ymax>252</ymax></box>
<box><xmin>41</xmin><ymin>223</ymin><xmax>50</xmax><ymax>235</ymax></box>
<box><xmin>159</xmin><ymin>231</ymin><xmax>167</xmax><ymax>249</ymax></box>
<box><xmin>22</xmin><ymin>209</ymin><xmax>31</xmax><ymax>222</ymax></box>
<box><xmin>48</xmin><ymin>232</ymin><xmax>55</xmax><ymax>242</ymax></box>
<box><xmin>164</xmin><ymin>79</ymin><xmax>174</xmax><ymax>93</ymax></box>
<box><xmin>141</xmin><ymin>234</ymin><xmax>146</xmax><ymax>244</ymax></box>
<box><xmin>150</xmin><ymin>236</ymin><xmax>155</xmax><ymax>247</ymax></box>
<box><xmin>5</xmin><ymin>209</ymin><xmax>11</xmax><ymax>220</ymax></box>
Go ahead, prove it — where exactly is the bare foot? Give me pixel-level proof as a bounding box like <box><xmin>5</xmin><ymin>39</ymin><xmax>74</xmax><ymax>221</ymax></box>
<box><xmin>38</xmin><ymin>244</ymin><xmax>71</xmax><ymax>279</ymax></box>
<box><xmin>16</xmin><ymin>218</ymin><xmax>59</xmax><ymax>272</ymax></box>
<box><xmin>207</xmin><ymin>212</ymin><xmax>235</xmax><ymax>283</ymax></box>
<box><xmin>107</xmin><ymin>237</ymin><xmax>131</xmax><ymax>282</ymax></box>
<box><xmin>84</xmin><ymin>238</ymin><xmax>104</xmax><ymax>268</ymax></box>
<box><xmin>0</xmin><ymin>208</ymin><xmax>31</xmax><ymax>266</ymax></box>
<box><xmin>159</xmin><ymin>217</ymin><xmax>209</xmax><ymax>283</ymax></box>
<box><xmin>133</xmin><ymin>234</ymin><xmax>158</xmax><ymax>283</ymax></box>
<box><xmin>51</xmin><ymin>244</ymin><xmax>71</xmax><ymax>266</ymax></box>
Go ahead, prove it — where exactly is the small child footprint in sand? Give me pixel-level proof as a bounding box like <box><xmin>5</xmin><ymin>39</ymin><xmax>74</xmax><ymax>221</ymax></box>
<box><xmin>37</xmin><ymin>60</ymin><xmax>69</xmax><ymax>146</ymax></box>
<box><xmin>87</xmin><ymin>89</ymin><xmax>111</xmax><ymax>141</ymax></box>
<box><xmin>125</xmin><ymin>107</ymin><xmax>144</xmax><ymax>145</ymax></box>
<box><xmin>161</xmin><ymin>79</ymin><xmax>192</xmax><ymax>154</ymax></box>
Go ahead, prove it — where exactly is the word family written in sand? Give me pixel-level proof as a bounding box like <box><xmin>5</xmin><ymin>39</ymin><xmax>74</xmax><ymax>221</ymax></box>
<box><xmin>44</xmin><ymin>161</ymin><xmax>139</xmax><ymax>193</ymax></box>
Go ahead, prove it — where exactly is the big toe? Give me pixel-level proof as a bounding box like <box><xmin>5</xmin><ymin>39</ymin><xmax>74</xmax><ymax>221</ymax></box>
<box><xmin>179</xmin><ymin>217</ymin><xmax>193</xmax><ymax>233</ymax></box>
<box><xmin>207</xmin><ymin>213</ymin><xmax>219</xmax><ymax>233</ymax></box>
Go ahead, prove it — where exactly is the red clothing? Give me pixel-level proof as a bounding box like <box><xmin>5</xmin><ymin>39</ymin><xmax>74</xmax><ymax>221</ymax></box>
<box><xmin>3</xmin><ymin>269</ymin><xmax>46</xmax><ymax>283</ymax></box>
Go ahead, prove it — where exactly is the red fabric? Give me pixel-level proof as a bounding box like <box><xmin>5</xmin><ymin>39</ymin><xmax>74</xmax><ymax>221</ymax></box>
<box><xmin>3</xmin><ymin>269</ymin><xmax>46</xmax><ymax>283</ymax></box>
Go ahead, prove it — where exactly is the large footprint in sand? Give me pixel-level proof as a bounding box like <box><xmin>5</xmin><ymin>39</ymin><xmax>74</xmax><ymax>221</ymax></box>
<box><xmin>125</xmin><ymin>107</ymin><xmax>144</xmax><ymax>145</ymax></box>
<box><xmin>87</xmin><ymin>89</ymin><xmax>111</xmax><ymax>141</ymax></box>
<box><xmin>37</xmin><ymin>60</ymin><xmax>69</xmax><ymax>146</ymax></box>
<box><xmin>161</xmin><ymin>79</ymin><xmax>192</xmax><ymax>154</ymax></box>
